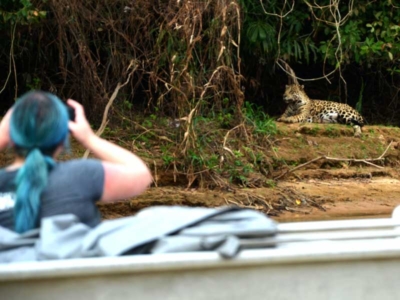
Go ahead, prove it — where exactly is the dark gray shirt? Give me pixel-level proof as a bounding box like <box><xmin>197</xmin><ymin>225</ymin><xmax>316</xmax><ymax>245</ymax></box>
<box><xmin>0</xmin><ymin>159</ymin><xmax>104</xmax><ymax>231</ymax></box>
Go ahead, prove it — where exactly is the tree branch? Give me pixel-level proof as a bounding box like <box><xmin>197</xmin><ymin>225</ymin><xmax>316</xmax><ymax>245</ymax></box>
<box><xmin>83</xmin><ymin>60</ymin><xmax>137</xmax><ymax>158</ymax></box>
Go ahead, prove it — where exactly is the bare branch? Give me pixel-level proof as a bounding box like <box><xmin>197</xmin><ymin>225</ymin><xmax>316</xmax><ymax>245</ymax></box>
<box><xmin>83</xmin><ymin>60</ymin><xmax>137</xmax><ymax>158</ymax></box>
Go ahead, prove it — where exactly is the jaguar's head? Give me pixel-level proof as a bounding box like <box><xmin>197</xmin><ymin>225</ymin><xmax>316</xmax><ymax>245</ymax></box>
<box><xmin>283</xmin><ymin>84</ymin><xmax>307</xmax><ymax>104</ymax></box>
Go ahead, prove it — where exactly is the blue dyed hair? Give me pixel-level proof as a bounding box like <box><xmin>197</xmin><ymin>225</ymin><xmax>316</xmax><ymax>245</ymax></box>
<box><xmin>10</xmin><ymin>91</ymin><xmax>69</xmax><ymax>233</ymax></box>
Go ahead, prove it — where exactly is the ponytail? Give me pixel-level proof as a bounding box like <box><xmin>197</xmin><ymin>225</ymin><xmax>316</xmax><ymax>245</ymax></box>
<box><xmin>10</xmin><ymin>90</ymin><xmax>69</xmax><ymax>233</ymax></box>
<box><xmin>14</xmin><ymin>149</ymin><xmax>55</xmax><ymax>233</ymax></box>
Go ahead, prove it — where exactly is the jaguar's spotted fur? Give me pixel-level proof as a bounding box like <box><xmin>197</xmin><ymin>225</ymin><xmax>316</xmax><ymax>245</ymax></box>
<box><xmin>277</xmin><ymin>61</ymin><xmax>365</xmax><ymax>137</ymax></box>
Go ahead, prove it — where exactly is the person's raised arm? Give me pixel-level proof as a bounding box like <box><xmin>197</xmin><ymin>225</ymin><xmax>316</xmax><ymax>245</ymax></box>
<box><xmin>67</xmin><ymin>99</ymin><xmax>153</xmax><ymax>202</ymax></box>
<box><xmin>0</xmin><ymin>109</ymin><xmax>12</xmax><ymax>151</ymax></box>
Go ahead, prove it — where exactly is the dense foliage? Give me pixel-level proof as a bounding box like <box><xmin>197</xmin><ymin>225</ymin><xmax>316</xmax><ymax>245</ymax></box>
<box><xmin>241</xmin><ymin>0</ymin><xmax>400</xmax><ymax>66</ymax></box>
<box><xmin>0</xmin><ymin>0</ymin><xmax>399</xmax><ymax>122</ymax></box>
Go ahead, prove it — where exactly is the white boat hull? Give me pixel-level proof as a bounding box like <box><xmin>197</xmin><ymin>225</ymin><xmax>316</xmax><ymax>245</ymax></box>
<box><xmin>2</xmin><ymin>218</ymin><xmax>400</xmax><ymax>300</ymax></box>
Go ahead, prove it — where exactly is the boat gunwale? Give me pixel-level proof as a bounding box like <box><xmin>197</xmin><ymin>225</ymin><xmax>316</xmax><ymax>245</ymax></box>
<box><xmin>2</xmin><ymin>237</ymin><xmax>400</xmax><ymax>282</ymax></box>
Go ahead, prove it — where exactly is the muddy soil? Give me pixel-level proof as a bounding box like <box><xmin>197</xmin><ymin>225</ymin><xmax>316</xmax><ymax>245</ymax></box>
<box><xmin>98</xmin><ymin>174</ymin><xmax>400</xmax><ymax>223</ymax></box>
<box><xmin>98</xmin><ymin>123</ymin><xmax>400</xmax><ymax>223</ymax></box>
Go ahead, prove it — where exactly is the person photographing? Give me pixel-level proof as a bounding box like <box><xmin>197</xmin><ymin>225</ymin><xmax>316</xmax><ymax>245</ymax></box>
<box><xmin>0</xmin><ymin>91</ymin><xmax>152</xmax><ymax>233</ymax></box>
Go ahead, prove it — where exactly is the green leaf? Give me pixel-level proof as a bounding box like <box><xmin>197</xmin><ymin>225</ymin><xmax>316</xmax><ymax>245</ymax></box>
<box><xmin>4</xmin><ymin>13</ymin><xmax>12</xmax><ymax>22</ymax></box>
<box><xmin>262</xmin><ymin>40</ymin><xmax>268</xmax><ymax>52</ymax></box>
<box><xmin>258</xmin><ymin>27</ymin><xmax>266</xmax><ymax>40</ymax></box>
<box><xmin>250</xmin><ymin>27</ymin><xmax>258</xmax><ymax>42</ymax></box>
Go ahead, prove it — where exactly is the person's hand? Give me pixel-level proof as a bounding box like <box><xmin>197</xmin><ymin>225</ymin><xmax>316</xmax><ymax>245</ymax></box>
<box><xmin>0</xmin><ymin>109</ymin><xmax>12</xmax><ymax>151</ymax></box>
<box><xmin>67</xmin><ymin>99</ymin><xmax>96</xmax><ymax>147</ymax></box>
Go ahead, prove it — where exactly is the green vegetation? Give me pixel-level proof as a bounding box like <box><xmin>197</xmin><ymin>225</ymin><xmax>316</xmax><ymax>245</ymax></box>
<box><xmin>1</xmin><ymin>0</ymin><xmax>400</xmax><ymax>187</ymax></box>
<box><xmin>1</xmin><ymin>1</ymin><xmax>399</xmax><ymax>117</ymax></box>
<box><xmin>103</xmin><ymin>101</ymin><xmax>279</xmax><ymax>188</ymax></box>
<box><xmin>0</xmin><ymin>0</ymin><xmax>46</xmax><ymax>26</ymax></box>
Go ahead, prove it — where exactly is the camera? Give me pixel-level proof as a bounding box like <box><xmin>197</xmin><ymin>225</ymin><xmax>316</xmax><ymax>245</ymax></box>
<box><xmin>66</xmin><ymin>105</ymin><xmax>75</xmax><ymax>121</ymax></box>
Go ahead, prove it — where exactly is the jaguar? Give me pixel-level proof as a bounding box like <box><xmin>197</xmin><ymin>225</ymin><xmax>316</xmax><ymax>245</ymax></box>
<box><xmin>277</xmin><ymin>60</ymin><xmax>365</xmax><ymax>137</ymax></box>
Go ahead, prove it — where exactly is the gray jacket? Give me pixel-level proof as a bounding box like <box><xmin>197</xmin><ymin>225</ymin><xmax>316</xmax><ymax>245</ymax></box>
<box><xmin>0</xmin><ymin>206</ymin><xmax>277</xmax><ymax>263</ymax></box>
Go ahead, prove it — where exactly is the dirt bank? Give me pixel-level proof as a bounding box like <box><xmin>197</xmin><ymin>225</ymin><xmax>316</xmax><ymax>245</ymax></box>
<box><xmin>97</xmin><ymin>123</ymin><xmax>400</xmax><ymax>223</ymax></box>
<box><xmin>98</xmin><ymin>175</ymin><xmax>400</xmax><ymax>223</ymax></box>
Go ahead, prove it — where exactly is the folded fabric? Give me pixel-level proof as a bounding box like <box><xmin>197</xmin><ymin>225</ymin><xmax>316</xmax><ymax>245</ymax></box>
<box><xmin>0</xmin><ymin>206</ymin><xmax>277</xmax><ymax>263</ymax></box>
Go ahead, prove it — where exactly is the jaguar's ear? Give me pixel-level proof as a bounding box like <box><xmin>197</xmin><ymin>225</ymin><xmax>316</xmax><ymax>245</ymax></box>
<box><xmin>285</xmin><ymin>85</ymin><xmax>289</xmax><ymax>88</ymax></box>
<box><xmin>301</xmin><ymin>85</ymin><xmax>304</xmax><ymax>89</ymax></box>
